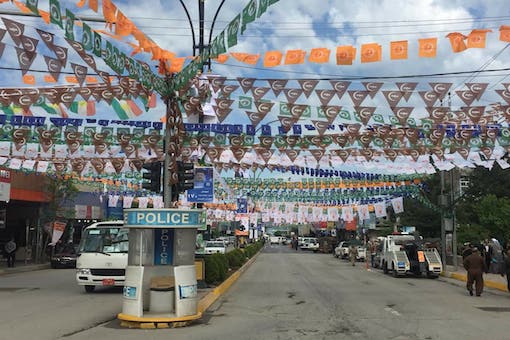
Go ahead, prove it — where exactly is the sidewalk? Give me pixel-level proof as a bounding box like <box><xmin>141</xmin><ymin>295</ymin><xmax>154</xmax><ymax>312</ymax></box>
<box><xmin>0</xmin><ymin>260</ymin><xmax>50</xmax><ymax>276</ymax></box>
<box><xmin>442</xmin><ymin>265</ymin><xmax>509</xmax><ymax>292</ymax></box>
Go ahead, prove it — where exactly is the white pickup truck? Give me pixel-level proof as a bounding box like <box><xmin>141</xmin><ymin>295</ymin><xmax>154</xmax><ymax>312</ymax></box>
<box><xmin>300</xmin><ymin>237</ymin><xmax>319</xmax><ymax>252</ymax></box>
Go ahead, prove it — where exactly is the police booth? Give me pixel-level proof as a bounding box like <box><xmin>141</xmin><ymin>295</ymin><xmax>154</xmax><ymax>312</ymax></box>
<box><xmin>118</xmin><ymin>209</ymin><xmax>205</xmax><ymax>322</ymax></box>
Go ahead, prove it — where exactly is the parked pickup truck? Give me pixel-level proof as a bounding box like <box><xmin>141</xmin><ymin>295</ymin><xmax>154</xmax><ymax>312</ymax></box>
<box><xmin>300</xmin><ymin>237</ymin><xmax>319</xmax><ymax>252</ymax></box>
<box><xmin>334</xmin><ymin>240</ymin><xmax>366</xmax><ymax>261</ymax></box>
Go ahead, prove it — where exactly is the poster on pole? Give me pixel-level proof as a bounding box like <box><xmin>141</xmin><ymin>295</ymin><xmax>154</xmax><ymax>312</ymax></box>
<box><xmin>49</xmin><ymin>221</ymin><xmax>67</xmax><ymax>246</ymax></box>
<box><xmin>187</xmin><ymin>167</ymin><xmax>214</xmax><ymax>203</ymax></box>
<box><xmin>0</xmin><ymin>169</ymin><xmax>11</xmax><ymax>202</ymax></box>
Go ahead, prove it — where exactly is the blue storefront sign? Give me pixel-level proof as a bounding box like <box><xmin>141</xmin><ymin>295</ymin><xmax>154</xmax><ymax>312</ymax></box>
<box><xmin>154</xmin><ymin>229</ymin><xmax>174</xmax><ymax>265</ymax></box>
<box><xmin>124</xmin><ymin>209</ymin><xmax>206</xmax><ymax>228</ymax></box>
<box><xmin>187</xmin><ymin>167</ymin><xmax>214</xmax><ymax>203</ymax></box>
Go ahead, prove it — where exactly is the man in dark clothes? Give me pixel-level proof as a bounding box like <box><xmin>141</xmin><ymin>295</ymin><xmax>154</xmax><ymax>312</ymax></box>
<box><xmin>504</xmin><ymin>249</ymin><xmax>510</xmax><ymax>292</ymax></box>
<box><xmin>463</xmin><ymin>248</ymin><xmax>486</xmax><ymax>296</ymax></box>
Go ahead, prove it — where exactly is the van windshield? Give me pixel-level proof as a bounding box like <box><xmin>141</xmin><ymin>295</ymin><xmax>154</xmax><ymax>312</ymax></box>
<box><xmin>78</xmin><ymin>227</ymin><xmax>128</xmax><ymax>254</ymax></box>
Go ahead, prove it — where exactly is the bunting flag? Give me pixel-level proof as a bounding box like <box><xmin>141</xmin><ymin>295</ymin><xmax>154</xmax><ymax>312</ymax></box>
<box><xmin>467</xmin><ymin>29</ymin><xmax>492</xmax><ymax>48</ymax></box>
<box><xmin>390</xmin><ymin>40</ymin><xmax>408</xmax><ymax>60</ymax></box>
<box><xmin>263</xmin><ymin>50</ymin><xmax>282</xmax><ymax>67</ymax></box>
<box><xmin>336</xmin><ymin>45</ymin><xmax>356</xmax><ymax>65</ymax></box>
<box><xmin>360</xmin><ymin>43</ymin><xmax>382</xmax><ymax>63</ymax></box>
<box><xmin>64</xmin><ymin>8</ymin><xmax>75</xmax><ymax>40</ymax></box>
<box><xmin>284</xmin><ymin>49</ymin><xmax>306</xmax><ymax>65</ymax></box>
<box><xmin>309</xmin><ymin>48</ymin><xmax>330</xmax><ymax>63</ymax></box>
<box><xmin>69</xmin><ymin>100</ymin><xmax>95</xmax><ymax>116</ymax></box>
<box><xmin>418</xmin><ymin>38</ymin><xmax>437</xmax><ymax>57</ymax></box>
<box><xmin>446</xmin><ymin>32</ymin><xmax>468</xmax><ymax>53</ymax></box>
<box><xmin>2</xmin><ymin>17</ymin><xmax>25</xmax><ymax>46</ymax></box>
<box><xmin>227</xmin><ymin>14</ymin><xmax>241</xmax><ymax>48</ymax></box>
<box><xmin>49</xmin><ymin>0</ymin><xmax>63</xmax><ymax>28</ymax></box>
<box><xmin>499</xmin><ymin>25</ymin><xmax>510</xmax><ymax>42</ymax></box>
<box><xmin>241</xmin><ymin>0</ymin><xmax>257</xmax><ymax>34</ymax></box>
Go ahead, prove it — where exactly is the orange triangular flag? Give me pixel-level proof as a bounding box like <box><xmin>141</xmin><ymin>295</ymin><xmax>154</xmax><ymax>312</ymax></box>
<box><xmin>336</xmin><ymin>45</ymin><xmax>356</xmax><ymax>65</ymax></box>
<box><xmin>85</xmin><ymin>76</ymin><xmax>98</xmax><ymax>83</ymax></box>
<box><xmin>214</xmin><ymin>54</ymin><xmax>229</xmax><ymax>63</ymax></box>
<box><xmin>169</xmin><ymin>57</ymin><xmax>186</xmax><ymax>72</ymax></box>
<box><xmin>360</xmin><ymin>43</ymin><xmax>382</xmax><ymax>63</ymax></box>
<box><xmin>65</xmin><ymin>76</ymin><xmax>79</xmax><ymax>84</ymax></box>
<box><xmin>446</xmin><ymin>32</ymin><xmax>468</xmax><ymax>53</ymax></box>
<box><xmin>102</xmin><ymin>0</ymin><xmax>117</xmax><ymax>30</ymax></box>
<box><xmin>39</xmin><ymin>10</ymin><xmax>50</xmax><ymax>24</ymax></box>
<box><xmin>499</xmin><ymin>25</ymin><xmax>510</xmax><ymax>42</ymax></box>
<box><xmin>23</xmin><ymin>74</ymin><xmax>35</xmax><ymax>85</ymax></box>
<box><xmin>44</xmin><ymin>75</ymin><xmax>57</xmax><ymax>83</ymax></box>
<box><xmin>230</xmin><ymin>53</ymin><xmax>260</xmax><ymax>65</ymax></box>
<box><xmin>467</xmin><ymin>29</ymin><xmax>492</xmax><ymax>48</ymax></box>
<box><xmin>309</xmin><ymin>48</ymin><xmax>330</xmax><ymax>63</ymax></box>
<box><xmin>263</xmin><ymin>50</ymin><xmax>282</xmax><ymax>67</ymax></box>
<box><xmin>89</xmin><ymin>0</ymin><xmax>99</xmax><ymax>12</ymax></box>
<box><xmin>418</xmin><ymin>38</ymin><xmax>437</xmax><ymax>58</ymax></box>
<box><xmin>390</xmin><ymin>40</ymin><xmax>408</xmax><ymax>60</ymax></box>
<box><xmin>115</xmin><ymin>11</ymin><xmax>135</xmax><ymax>36</ymax></box>
<box><xmin>284</xmin><ymin>49</ymin><xmax>306</xmax><ymax>65</ymax></box>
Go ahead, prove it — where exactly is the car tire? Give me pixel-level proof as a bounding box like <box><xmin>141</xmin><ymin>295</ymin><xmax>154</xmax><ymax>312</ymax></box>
<box><xmin>84</xmin><ymin>285</ymin><xmax>95</xmax><ymax>293</ymax></box>
<box><xmin>427</xmin><ymin>271</ymin><xmax>439</xmax><ymax>279</ymax></box>
<box><xmin>392</xmin><ymin>263</ymin><xmax>399</xmax><ymax>278</ymax></box>
<box><xmin>51</xmin><ymin>262</ymin><xmax>57</xmax><ymax>269</ymax></box>
<box><xmin>383</xmin><ymin>261</ymin><xmax>388</xmax><ymax>274</ymax></box>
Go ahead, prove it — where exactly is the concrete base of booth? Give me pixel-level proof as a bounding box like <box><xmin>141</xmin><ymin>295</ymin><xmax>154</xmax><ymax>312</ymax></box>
<box><xmin>118</xmin><ymin>311</ymin><xmax>202</xmax><ymax>329</ymax></box>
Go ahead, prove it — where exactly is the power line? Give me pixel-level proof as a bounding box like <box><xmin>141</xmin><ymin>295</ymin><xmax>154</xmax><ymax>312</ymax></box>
<box><xmin>211</xmin><ymin>64</ymin><xmax>510</xmax><ymax>81</ymax></box>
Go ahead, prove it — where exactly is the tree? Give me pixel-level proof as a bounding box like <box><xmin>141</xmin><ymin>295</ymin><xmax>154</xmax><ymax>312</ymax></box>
<box><xmin>37</xmin><ymin>176</ymin><xmax>79</xmax><ymax>261</ymax></box>
<box><xmin>474</xmin><ymin>194</ymin><xmax>510</xmax><ymax>241</ymax></box>
<box><xmin>399</xmin><ymin>173</ymin><xmax>442</xmax><ymax>237</ymax></box>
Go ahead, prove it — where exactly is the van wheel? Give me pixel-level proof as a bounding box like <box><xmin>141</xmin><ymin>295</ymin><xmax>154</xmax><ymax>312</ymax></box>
<box><xmin>84</xmin><ymin>285</ymin><xmax>95</xmax><ymax>293</ymax></box>
<box><xmin>427</xmin><ymin>271</ymin><xmax>439</xmax><ymax>279</ymax></box>
<box><xmin>383</xmin><ymin>261</ymin><xmax>388</xmax><ymax>274</ymax></box>
<box><xmin>392</xmin><ymin>263</ymin><xmax>399</xmax><ymax>278</ymax></box>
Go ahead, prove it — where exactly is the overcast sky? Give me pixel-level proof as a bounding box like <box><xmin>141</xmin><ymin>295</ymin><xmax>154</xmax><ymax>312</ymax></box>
<box><xmin>0</xmin><ymin>0</ymin><xmax>509</xmax><ymax>175</ymax></box>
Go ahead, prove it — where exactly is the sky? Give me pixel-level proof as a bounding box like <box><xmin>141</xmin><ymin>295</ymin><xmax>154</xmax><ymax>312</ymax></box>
<box><xmin>1</xmin><ymin>0</ymin><xmax>510</xmax><ymax>175</ymax></box>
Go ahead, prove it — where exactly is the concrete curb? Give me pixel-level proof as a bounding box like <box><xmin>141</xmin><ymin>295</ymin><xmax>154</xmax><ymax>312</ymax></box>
<box><xmin>197</xmin><ymin>248</ymin><xmax>261</xmax><ymax>313</ymax></box>
<box><xmin>0</xmin><ymin>263</ymin><xmax>50</xmax><ymax>276</ymax></box>
<box><xmin>441</xmin><ymin>271</ymin><xmax>508</xmax><ymax>292</ymax></box>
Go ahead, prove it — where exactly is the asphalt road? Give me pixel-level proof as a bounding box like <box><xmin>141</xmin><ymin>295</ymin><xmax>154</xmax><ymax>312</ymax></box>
<box><xmin>2</xmin><ymin>244</ymin><xmax>510</xmax><ymax>340</ymax></box>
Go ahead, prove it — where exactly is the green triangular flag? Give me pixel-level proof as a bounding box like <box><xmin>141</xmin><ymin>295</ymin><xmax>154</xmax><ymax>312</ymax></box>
<box><xmin>241</xmin><ymin>0</ymin><xmax>257</xmax><ymax>34</ymax></box>
<box><xmin>26</xmin><ymin>0</ymin><xmax>39</xmax><ymax>14</ymax></box>
<box><xmin>64</xmin><ymin>9</ymin><xmax>75</xmax><ymax>40</ymax></box>
<box><xmin>82</xmin><ymin>22</ymin><xmax>93</xmax><ymax>51</ymax></box>
<box><xmin>257</xmin><ymin>0</ymin><xmax>269</xmax><ymax>17</ymax></box>
<box><xmin>227</xmin><ymin>14</ymin><xmax>241</xmax><ymax>48</ymax></box>
<box><xmin>210</xmin><ymin>31</ymin><xmax>226</xmax><ymax>57</ymax></box>
<box><xmin>49</xmin><ymin>0</ymin><xmax>63</xmax><ymax>28</ymax></box>
<box><xmin>93</xmin><ymin>31</ymin><xmax>102</xmax><ymax>57</ymax></box>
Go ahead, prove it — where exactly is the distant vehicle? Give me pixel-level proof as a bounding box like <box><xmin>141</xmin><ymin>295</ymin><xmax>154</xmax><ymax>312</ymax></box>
<box><xmin>51</xmin><ymin>245</ymin><xmax>78</xmax><ymax>269</ymax></box>
<box><xmin>300</xmin><ymin>237</ymin><xmax>319</xmax><ymax>252</ymax></box>
<box><xmin>269</xmin><ymin>236</ymin><xmax>284</xmax><ymax>245</ymax></box>
<box><xmin>334</xmin><ymin>240</ymin><xmax>365</xmax><ymax>260</ymax></box>
<box><xmin>76</xmin><ymin>221</ymin><xmax>128</xmax><ymax>293</ymax></box>
<box><xmin>204</xmin><ymin>241</ymin><xmax>227</xmax><ymax>254</ymax></box>
<box><xmin>379</xmin><ymin>233</ymin><xmax>442</xmax><ymax>278</ymax></box>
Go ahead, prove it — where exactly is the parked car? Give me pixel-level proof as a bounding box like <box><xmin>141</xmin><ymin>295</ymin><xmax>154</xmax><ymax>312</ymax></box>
<box><xmin>51</xmin><ymin>245</ymin><xmax>78</xmax><ymax>269</ymax></box>
<box><xmin>204</xmin><ymin>241</ymin><xmax>227</xmax><ymax>254</ymax></box>
<box><xmin>300</xmin><ymin>237</ymin><xmax>319</xmax><ymax>252</ymax></box>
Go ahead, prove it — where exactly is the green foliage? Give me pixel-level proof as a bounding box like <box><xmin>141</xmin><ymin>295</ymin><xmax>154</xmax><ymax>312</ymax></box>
<box><xmin>474</xmin><ymin>194</ymin><xmax>510</xmax><ymax>241</ymax></box>
<box><xmin>226</xmin><ymin>249</ymin><xmax>246</xmax><ymax>268</ymax></box>
<box><xmin>211</xmin><ymin>253</ymin><xmax>228</xmax><ymax>281</ymax></box>
<box><xmin>399</xmin><ymin>174</ymin><xmax>442</xmax><ymax>237</ymax></box>
<box><xmin>456</xmin><ymin>223</ymin><xmax>490</xmax><ymax>246</ymax></box>
<box><xmin>41</xmin><ymin>176</ymin><xmax>79</xmax><ymax>224</ymax></box>
<box><xmin>204</xmin><ymin>255</ymin><xmax>221</xmax><ymax>284</ymax></box>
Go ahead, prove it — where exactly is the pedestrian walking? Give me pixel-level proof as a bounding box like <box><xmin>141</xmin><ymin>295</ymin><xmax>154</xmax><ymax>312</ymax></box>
<box><xmin>369</xmin><ymin>241</ymin><xmax>377</xmax><ymax>268</ymax></box>
<box><xmin>461</xmin><ymin>243</ymin><xmax>473</xmax><ymax>260</ymax></box>
<box><xmin>482</xmin><ymin>239</ymin><xmax>492</xmax><ymax>273</ymax></box>
<box><xmin>4</xmin><ymin>237</ymin><xmax>16</xmax><ymax>268</ymax></box>
<box><xmin>503</xmin><ymin>249</ymin><xmax>510</xmax><ymax>292</ymax></box>
<box><xmin>348</xmin><ymin>244</ymin><xmax>358</xmax><ymax>266</ymax></box>
<box><xmin>463</xmin><ymin>247</ymin><xmax>486</xmax><ymax>296</ymax></box>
